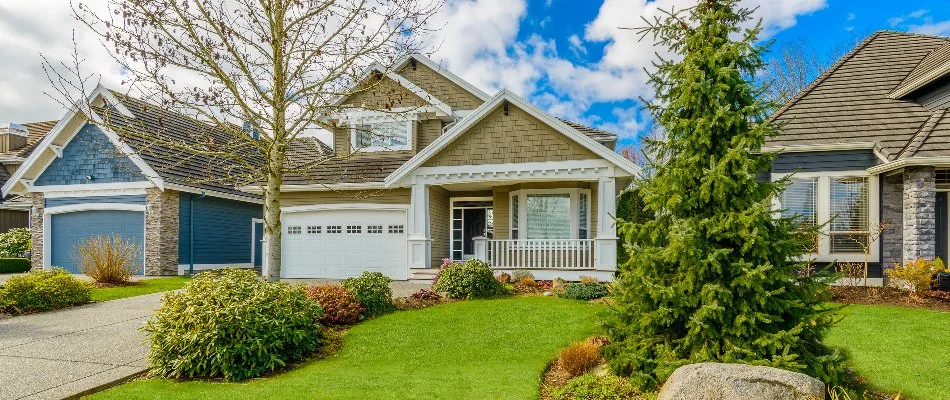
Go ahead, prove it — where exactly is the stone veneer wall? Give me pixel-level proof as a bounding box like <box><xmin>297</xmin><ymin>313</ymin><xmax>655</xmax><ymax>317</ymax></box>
<box><xmin>29</xmin><ymin>193</ymin><xmax>44</xmax><ymax>270</ymax></box>
<box><xmin>881</xmin><ymin>173</ymin><xmax>904</xmax><ymax>270</ymax></box>
<box><xmin>902</xmin><ymin>166</ymin><xmax>936</xmax><ymax>262</ymax></box>
<box><xmin>145</xmin><ymin>188</ymin><xmax>180</xmax><ymax>275</ymax></box>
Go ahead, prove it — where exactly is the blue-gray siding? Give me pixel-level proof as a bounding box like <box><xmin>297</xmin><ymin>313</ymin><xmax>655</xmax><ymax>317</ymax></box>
<box><xmin>50</xmin><ymin>210</ymin><xmax>145</xmax><ymax>274</ymax></box>
<box><xmin>45</xmin><ymin>195</ymin><xmax>147</xmax><ymax>208</ymax></box>
<box><xmin>179</xmin><ymin>193</ymin><xmax>263</xmax><ymax>265</ymax></box>
<box><xmin>35</xmin><ymin>124</ymin><xmax>146</xmax><ymax>186</ymax></box>
<box><xmin>771</xmin><ymin>150</ymin><xmax>879</xmax><ymax>173</ymax></box>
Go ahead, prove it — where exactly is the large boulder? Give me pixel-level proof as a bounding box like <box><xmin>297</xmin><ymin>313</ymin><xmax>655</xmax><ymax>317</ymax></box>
<box><xmin>657</xmin><ymin>363</ymin><xmax>825</xmax><ymax>400</ymax></box>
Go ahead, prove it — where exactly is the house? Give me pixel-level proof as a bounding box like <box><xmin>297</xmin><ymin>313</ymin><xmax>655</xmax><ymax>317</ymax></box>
<box><xmin>0</xmin><ymin>121</ymin><xmax>57</xmax><ymax>233</ymax></box>
<box><xmin>767</xmin><ymin>30</ymin><xmax>950</xmax><ymax>284</ymax></box>
<box><xmin>251</xmin><ymin>55</ymin><xmax>640</xmax><ymax>282</ymax></box>
<box><xmin>1</xmin><ymin>87</ymin><xmax>263</xmax><ymax>275</ymax></box>
<box><xmin>4</xmin><ymin>54</ymin><xmax>639</xmax><ymax>281</ymax></box>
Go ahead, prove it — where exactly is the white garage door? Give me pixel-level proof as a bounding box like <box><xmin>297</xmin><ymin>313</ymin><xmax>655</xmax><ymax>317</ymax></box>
<box><xmin>281</xmin><ymin>208</ymin><xmax>409</xmax><ymax>280</ymax></box>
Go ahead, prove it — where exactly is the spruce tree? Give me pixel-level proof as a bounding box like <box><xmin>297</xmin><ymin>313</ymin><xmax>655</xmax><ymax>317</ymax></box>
<box><xmin>603</xmin><ymin>0</ymin><xmax>847</xmax><ymax>389</ymax></box>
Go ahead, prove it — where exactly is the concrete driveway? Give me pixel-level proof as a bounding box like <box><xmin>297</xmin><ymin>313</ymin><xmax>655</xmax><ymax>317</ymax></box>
<box><xmin>0</xmin><ymin>293</ymin><xmax>162</xmax><ymax>400</ymax></box>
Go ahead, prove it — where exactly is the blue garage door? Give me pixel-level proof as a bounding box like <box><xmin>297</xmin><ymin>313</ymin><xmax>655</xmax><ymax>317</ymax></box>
<box><xmin>50</xmin><ymin>210</ymin><xmax>145</xmax><ymax>274</ymax></box>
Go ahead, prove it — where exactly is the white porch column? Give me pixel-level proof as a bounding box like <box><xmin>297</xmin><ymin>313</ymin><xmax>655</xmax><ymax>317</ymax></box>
<box><xmin>408</xmin><ymin>182</ymin><xmax>431</xmax><ymax>269</ymax></box>
<box><xmin>594</xmin><ymin>176</ymin><xmax>618</xmax><ymax>271</ymax></box>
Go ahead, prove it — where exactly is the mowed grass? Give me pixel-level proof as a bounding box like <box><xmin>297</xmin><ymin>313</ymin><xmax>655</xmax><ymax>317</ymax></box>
<box><xmin>90</xmin><ymin>276</ymin><xmax>190</xmax><ymax>302</ymax></box>
<box><xmin>826</xmin><ymin>304</ymin><xmax>950</xmax><ymax>400</ymax></box>
<box><xmin>90</xmin><ymin>296</ymin><xmax>601</xmax><ymax>400</ymax></box>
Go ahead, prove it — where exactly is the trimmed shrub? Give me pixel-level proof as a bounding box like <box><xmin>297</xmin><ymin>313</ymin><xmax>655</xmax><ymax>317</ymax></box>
<box><xmin>303</xmin><ymin>284</ymin><xmax>364</xmax><ymax>325</ymax></box>
<box><xmin>75</xmin><ymin>235</ymin><xmax>140</xmax><ymax>284</ymax></box>
<box><xmin>558</xmin><ymin>340</ymin><xmax>603</xmax><ymax>377</ymax></box>
<box><xmin>559</xmin><ymin>282</ymin><xmax>610</xmax><ymax>301</ymax></box>
<box><xmin>143</xmin><ymin>269</ymin><xmax>323</xmax><ymax>381</ymax></box>
<box><xmin>0</xmin><ymin>228</ymin><xmax>31</xmax><ymax>258</ymax></box>
<box><xmin>551</xmin><ymin>374</ymin><xmax>644</xmax><ymax>400</ymax></box>
<box><xmin>0</xmin><ymin>258</ymin><xmax>30</xmax><ymax>273</ymax></box>
<box><xmin>0</xmin><ymin>268</ymin><xmax>91</xmax><ymax>313</ymax></box>
<box><xmin>888</xmin><ymin>258</ymin><xmax>948</xmax><ymax>295</ymax></box>
<box><xmin>433</xmin><ymin>259</ymin><xmax>504</xmax><ymax>299</ymax></box>
<box><xmin>341</xmin><ymin>272</ymin><xmax>393</xmax><ymax>317</ymax></box>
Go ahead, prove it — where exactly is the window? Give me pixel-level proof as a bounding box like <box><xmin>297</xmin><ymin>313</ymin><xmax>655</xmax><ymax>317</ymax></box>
<box><xmin>351</xmin><ymin>119</ymin><xmax>411</xmax><ymax>151</ymax></box>
<box><xmin>781</xmin><ymin>178</ymin><xmax>819</xmax><ymax>252</ymax></box>
<box><xmin>510</xmin><ymin>195</ymin><xmax>519</xmax><ymax>239</ymax></box>
<box><xmin>347</xmin><ymin>225</ymin><xmax>362</xmax><ymax>234</ymax></box>
<box><xmin>388</xmin><ymin>224</ymin><xmax>404</xmax><ymax>234</ymax></box>
<box><xmin>527</xmin><ymin>194</ymin><xmax>571</xmax><ymax>239</ymax></box>
<box><xmin>829</xmin><ymin>177</ymin><xmax>869</xmax><ymax>253</ymax></box>
<box><xmin>367</xmin><ymin>225</ymin><xmax>383</xmax><ymax>234</ymax></box>
<box><xmin>307</xmin><ymin>226</ymin><xmax>321</xmax><ymax>234</ymax></box>
<box><xmin>509</xmin><ymin>189</ymin><xmax>591</xmax><ymax>240</ymax></box>
<box><xmin>578</xmin><ymin>192</ymin><xmax>589</xmax><ymax>239</ymax></box>
<box><xmin>327</xmin><ymin>225</ymin><xmax>342</xmax><ymax>234</ymax></box>
<box><xmin>287</xmin><ymin>226</ymin><xmax>302</xmax><ymax>234</ymax></box>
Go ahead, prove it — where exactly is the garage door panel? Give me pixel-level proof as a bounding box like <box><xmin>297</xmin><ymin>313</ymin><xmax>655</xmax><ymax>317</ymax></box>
<box><xmin>281</xmin><ymin>209</ymin><xmax>408</xmax><ymax>280</ymax></box>
<box><xmin>50</xmin><ymin>210</ymin><xmax>145</xmax><ymax>274</ymax></box>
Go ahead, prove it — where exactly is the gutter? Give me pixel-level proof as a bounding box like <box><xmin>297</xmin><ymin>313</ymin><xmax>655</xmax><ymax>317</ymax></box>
<box><xmin>866</xmin><ymin>156</ymin><xmax>950</xmax><ymax>175</ymax></box>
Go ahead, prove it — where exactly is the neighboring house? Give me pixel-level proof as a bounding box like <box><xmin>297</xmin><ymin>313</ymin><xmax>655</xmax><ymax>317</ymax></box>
<box><xmin>768</xmin><ymin>31</ymin><xmax>950</xmax><ymax>284</ymax></box>
<box><xmin>2</xmin><ymin>87</ymin><xmax>263</xmax><ymax>274</ymax></box>
<box><xmin>0</xmin><ymin>121</ymin><xmax>57</xmax><ymax>233</ymax></box>
<box><xmin>252</xmin><ymin>54</ymin><xmax>640</xmax><ymax>282</ymax></box>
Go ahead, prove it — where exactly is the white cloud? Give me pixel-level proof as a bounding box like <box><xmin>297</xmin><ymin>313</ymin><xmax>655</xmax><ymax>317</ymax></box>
<box><xmin>910</xmin><ymin>20</ymin><xmax>950</xmax><ymax>36</ymax></box>
<box><xmin>887</xmin><ymin>9</ymin><xmax>950</xmax><ymax>37</ymax></box>
<box><xmin>847</xmin><ymin>12</ymin><xmax>856</xmax><ymax>21</ymax></box>
<box><xmin>0</xmin><ymin>0</ymin><xmax>123</xmax><ymax>124</ymax></box>
<box><xmin>1</xmin><ymin>0</ymin><xmax>828</xmax><ymax>140</ymax></box>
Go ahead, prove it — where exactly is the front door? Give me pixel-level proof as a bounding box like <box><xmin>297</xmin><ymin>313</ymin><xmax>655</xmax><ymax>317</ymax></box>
<box><xmin>463</xmin><ymin>209</ymin><xmax>486</xmax><ymax>258</ymax></box>
<box><xmin>451</xmin><ymin>199</ymin><xmax>493</xmax><ymax>261</ymax></box>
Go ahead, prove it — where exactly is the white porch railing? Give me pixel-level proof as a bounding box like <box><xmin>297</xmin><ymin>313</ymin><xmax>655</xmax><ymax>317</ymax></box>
<box><xmin>481</xmin><ymin>238</ymin><xmax>595</xmax><ymax>270</ymax></box>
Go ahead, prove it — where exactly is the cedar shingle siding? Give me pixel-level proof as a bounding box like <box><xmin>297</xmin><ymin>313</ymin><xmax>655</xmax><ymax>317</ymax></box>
<box><xmin>35</xmin><ymin>124</ymin><xmax>146</xmax><ymax>186</ymax></box>
<box><xmin>396</xmin><ymin>62</ymin><xmax>484</xmax><ymax>109</ymax></box>
<box><xmin>423</xmin><ymin>105</ymin><xmax>598</xmax><ymax>167</ymax></box>
<box><xmin>343</xmin><ymin>76</ymin><xmax>428</xmax><ymax>110</ymax></box>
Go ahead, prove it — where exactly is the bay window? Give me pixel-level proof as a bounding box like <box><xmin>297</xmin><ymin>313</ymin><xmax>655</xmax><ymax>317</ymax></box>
<box><xmin>351</xmin><ymin>118</ymin><xmax>412</xmax><ymax>151</ymax></box>
<box><xmin>774</xmin><ymin>172</ymin><xmax>877</xmax><ymax>261</ymax></box>
<box><xmin>510</xmin><ymin>189</ymin><xmax>591</xmax><ymax>240</ymax></box>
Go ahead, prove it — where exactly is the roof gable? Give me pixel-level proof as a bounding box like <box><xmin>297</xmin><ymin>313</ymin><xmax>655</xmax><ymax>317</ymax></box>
<box><xmin>890</xmin><ymin>42</ymin><xmax>950</xmax><ymax>99</ymax></box>
<box><xmin>35</xmin><ymin>123</ymin><xmax>147</xmax><ymax>186</ymax></box>
<box><xmin>395</xmin><ymin>57</ymin><xmax>486</xmax><ymax>109</ymax></box>
<box><xmin>385</xmin><ymin>90</ymin><xmax>640</xmax><ymax>186</ymax></box>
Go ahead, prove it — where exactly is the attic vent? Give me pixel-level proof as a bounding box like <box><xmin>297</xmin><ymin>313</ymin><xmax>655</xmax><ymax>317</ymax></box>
<box><xmin>410</xmin><ymin>58</ymin><xmax>417</xmax><ymax>70</ymax></box>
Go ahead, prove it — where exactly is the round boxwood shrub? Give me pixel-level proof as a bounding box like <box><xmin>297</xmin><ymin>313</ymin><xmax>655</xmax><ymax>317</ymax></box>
<box><xmin>341</xmin><ymin>272</ymin><xmax>394</xmax><ymax>317</ymax></box>
<box><xmin>0</xmin><ymin>268</ymin><xmax>91</xmax><ymax>313</ymax></box>
<box><xmin>433</xmin><ymin>259</ymin><xmax>505</xmax><ymax>299</ymax></box>
<box><xmin>143</xmin><ymin>269</ymin><xmax>323</xmax><ymax>381</ymax></box>
<box><xmin>558</xmin><ymin>282</ymin><xmax>610</xmax><ymax>301</ymax></box>
<box><xmin>304</xmin><ymin>284</ymin><xmax>364</xmax><ymax>325</ymax></box>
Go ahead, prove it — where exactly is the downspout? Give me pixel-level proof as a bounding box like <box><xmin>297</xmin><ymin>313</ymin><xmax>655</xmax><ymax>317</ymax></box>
<box><xmin>188</xmin><ymin>192</ymin><xmax>206</xmax><ymax>276</ymax></box>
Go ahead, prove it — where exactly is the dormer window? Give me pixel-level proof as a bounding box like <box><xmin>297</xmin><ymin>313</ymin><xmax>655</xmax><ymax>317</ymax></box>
<box><xmin>351</xmin><ymin>118</ymin><xmax>412</xmax><ymax>152</ymax></box>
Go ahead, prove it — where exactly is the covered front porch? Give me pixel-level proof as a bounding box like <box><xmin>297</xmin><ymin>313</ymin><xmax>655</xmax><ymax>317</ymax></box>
<box><xmin>403</xmin><ymin>160</ymin><xmax>630</xmax><ymax>281</ymax></box>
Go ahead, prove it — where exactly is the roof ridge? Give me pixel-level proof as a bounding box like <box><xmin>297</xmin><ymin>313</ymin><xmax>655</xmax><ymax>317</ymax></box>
<box><xmin>767</xmin><ymin>31</ymin><xmax>883</xmax><ymax>124</ymax></box>
<box><xmin>876</xmin><ymin>29</ymin><xmax>950</xmax><ymax>40</ymax></box>
<box><xmin>898</xmin><ymin>109</ymin><xmax>947</xmax><ymax>159</ymax></box>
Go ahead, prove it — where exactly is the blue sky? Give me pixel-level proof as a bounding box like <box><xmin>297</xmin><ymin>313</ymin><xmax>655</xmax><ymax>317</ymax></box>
<box><xmin>420</xmin><ymin>0</ymin><xmax>950</xmax><ymax>149</ymax></box>
<box><xmin>2</xmin><ymin>0</ymin><xmax>950</xmax><ymax>150</ymax></box>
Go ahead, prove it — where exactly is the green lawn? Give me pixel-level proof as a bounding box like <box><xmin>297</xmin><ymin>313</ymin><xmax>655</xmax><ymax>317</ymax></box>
<box><xmin>90</xmin><ymin>296</ymin><xmax>601</xmax><ymax>400</ymax></box>
<box><xmin>826</xmin><ymin>304</ymin><xmax>950</xmax><ymax>400</ymax></box>
<box><xmin>90</xmin><ymin>277</ymin><xmax>190</xmax><ymax>302</ymax></box>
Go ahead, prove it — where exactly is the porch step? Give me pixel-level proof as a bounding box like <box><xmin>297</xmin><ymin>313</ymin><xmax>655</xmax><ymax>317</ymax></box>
<box><xmin>409</xmin><ymin>268</ymin><xmax>439</xmax><ymax>284</ymax></box>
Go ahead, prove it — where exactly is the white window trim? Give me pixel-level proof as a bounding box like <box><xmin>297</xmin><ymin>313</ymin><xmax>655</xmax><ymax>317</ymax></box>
<box><xmin>772</xmin><ymin>170</ymin><xmax>880</xmax><ymax>263</ymax></box>
<box><xmin>510</xmin><ymin>188</ymin><xmax>592</xmax><ymax>240</ymax></box>
<box><xmin>349</xmin><ymin>114</ymin><xmax>414</xmax><ymax>153</ymax></box>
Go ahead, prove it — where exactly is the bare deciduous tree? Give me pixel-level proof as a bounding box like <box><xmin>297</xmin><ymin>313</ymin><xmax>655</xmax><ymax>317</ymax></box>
<box><xmin>762</xmin><ymin>36</ymin><xmax>860</xmax><ymax>107</ymax></box>
<box><xmin>47</xmin><ymin>0</ymin><xmax>441</xmax><ymax>280</ymax></box>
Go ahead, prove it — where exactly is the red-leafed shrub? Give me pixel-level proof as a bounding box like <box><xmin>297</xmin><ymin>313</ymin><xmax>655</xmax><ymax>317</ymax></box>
<box><xmin>304</xmin><ymin>285</ymin><xmax>364</xmax><ymax>325</ymax></box>
<box><xmin>410</xmin><ymin>288</ymin><xmax>442</xmax><ymax>301</ymax></box>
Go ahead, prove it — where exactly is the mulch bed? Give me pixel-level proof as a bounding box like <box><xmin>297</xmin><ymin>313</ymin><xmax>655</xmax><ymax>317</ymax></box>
<box><xmin>831</xmin><ymin>286</ymin><xmax>950</xmax><ymax>312</ymax></box>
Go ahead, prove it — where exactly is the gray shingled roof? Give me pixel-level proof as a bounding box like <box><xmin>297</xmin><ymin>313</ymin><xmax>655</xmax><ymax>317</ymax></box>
<box><xmin>1</xmin><ymin>120</ymin><xmax>58</xmax><ymax>159</ymax></box>
<box><xmin>891</xmin><ymin>42</ymin><xmax>950</xmax><ymax>99</ymax></box>
<box><xmin>768</xmin><ymin>31</ymin><xmax>950</xmax><ymax>161</ymax></box>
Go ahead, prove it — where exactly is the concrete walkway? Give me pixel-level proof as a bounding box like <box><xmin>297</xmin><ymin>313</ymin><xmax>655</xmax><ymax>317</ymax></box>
<box><xmin>0</xmin><ymin>293</ymin><xmax>162</xmax><ymax>400</ymax></box>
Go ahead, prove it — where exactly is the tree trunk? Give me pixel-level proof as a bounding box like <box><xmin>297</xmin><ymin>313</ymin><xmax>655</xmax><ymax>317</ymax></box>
<box><xmin>263</xmin><ymin>167</ymin><xmax>283</xmax><ymax>282</ymax></box>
